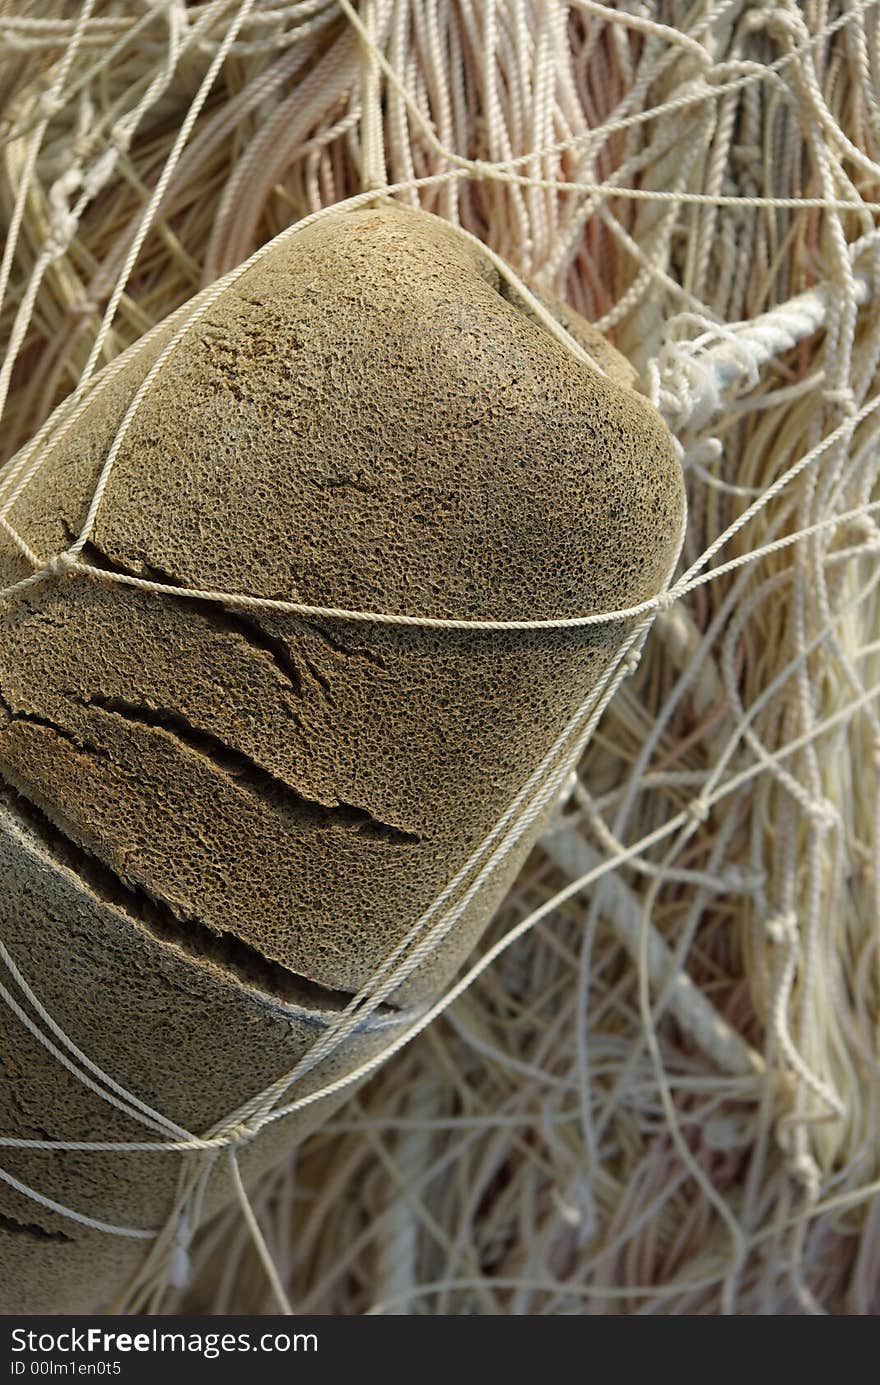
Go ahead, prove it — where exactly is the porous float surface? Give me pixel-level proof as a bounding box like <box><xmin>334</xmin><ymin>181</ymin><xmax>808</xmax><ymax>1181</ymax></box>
<box><xmin>0</xmin><ymin>787</ymin><xmax>410</xmax><ymax>1313</ymax></box>
<box><xmin>0</xmin><ymin>203</ymin><xmax>684</xmax><ymax>1311</ymax></box>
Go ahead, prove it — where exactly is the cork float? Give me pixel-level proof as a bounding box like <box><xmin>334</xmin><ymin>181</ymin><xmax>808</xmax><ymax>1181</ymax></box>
<box><xmin>0</xmin><ymin>203</ymin><xmax>685</xmax><ymax>1312</ymax></box>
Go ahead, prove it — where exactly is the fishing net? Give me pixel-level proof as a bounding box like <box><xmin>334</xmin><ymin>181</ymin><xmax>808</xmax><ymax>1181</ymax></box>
<box><xmin>1</xmin><ymin>0</ymin><xmax>879</xmax><ymax>1314</ymax></box>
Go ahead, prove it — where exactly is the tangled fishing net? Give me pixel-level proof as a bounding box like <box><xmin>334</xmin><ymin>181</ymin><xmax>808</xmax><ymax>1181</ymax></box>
<box><xmin>1</xmin><ymin>0</ymin><xmax>879</xmax><ymax>1315</ymax></box>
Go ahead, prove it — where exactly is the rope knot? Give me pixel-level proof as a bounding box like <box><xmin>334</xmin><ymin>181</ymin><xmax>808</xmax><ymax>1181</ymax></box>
<box><xmin>45</xmin><ymin>550</ymin><xmax>78</xmax><ymax>578</ymax></box>
<box><xmin>82</xmin><ymin>148</ymin><xmax>120</xmax><ymax>199</ymax></box>
<box><xmin>70</xmin><ymin>297</ymin><xmax>99</xmax><ymax>322</ymax></box>
<box><xmin>623</xmin><ymin>648</ymin><xmax>643</xmax><ymax>677</ymax></box>
<box><xmin>766</xmin><ymin>911</ymin><xmax>797</xmax><ymax>945</ymax></box>
<box><xmin>655</xmin><ymin>589</ymin><xmax>677</xmax><ymax>614</ymax></box>
<box><xmin>806</xmin><ymin>797</ymin><xmax>838</xmax><ymax>833</ymax></box>
<box><xmin>788</xmin><ymin>1151</ymin><xmax>821</xmax><ymax>1202</ymax></box>
<box><xmin>110</xmin><ymin>122</ymin><xmax>133</xmax><ymax>153</ymax></box>
<box><xmin>687</xmin><ymin>796</ymin><xmax>711</xmax><ymax>826</ymax></box>
<box><xmin>823</xmin><ymin>384</ymin><xmax>857</xmax><ymax>416</ymax></box>
<box><xmin>45</xmin><ymin>213</ymin><xmax>78</xmax><ymax>262</ymax></box>
<box><xmin>225</xmin><ymin>1120</ymin><xmax>255</xmax><ymax>1148</ymax></box>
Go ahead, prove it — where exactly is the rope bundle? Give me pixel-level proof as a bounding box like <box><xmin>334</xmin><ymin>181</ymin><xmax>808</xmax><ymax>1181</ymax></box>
<box><xmin>1</xmin><ymin>0</ymin><xmax>879</xmax><ymax>1316</ymax></box>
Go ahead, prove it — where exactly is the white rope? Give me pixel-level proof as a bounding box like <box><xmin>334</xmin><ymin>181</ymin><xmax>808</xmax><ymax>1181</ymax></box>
<box><xmin>0</xmin><ymin>0</ymin><xmax>879</xmax><ymax>1317</ymax></box>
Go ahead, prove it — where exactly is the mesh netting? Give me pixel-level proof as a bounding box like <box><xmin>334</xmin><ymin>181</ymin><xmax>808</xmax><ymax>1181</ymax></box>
<box><xmin>1</xmin><ymin>0</ymin><xmax>879</xmax><ymax>1314</ymax></box>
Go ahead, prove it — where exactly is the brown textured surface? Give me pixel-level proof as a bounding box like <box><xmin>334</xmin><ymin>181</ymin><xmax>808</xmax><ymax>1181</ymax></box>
<box><xmin>0</xmin><ymin>203</ymin><xmax>683</xmax><ymax>1002</ymax></box>
<box><xmin>0</xmin><ymin>202</ymin><xmax>684</xmax><ymax>1310</ymax></box>
<box><xmin>0</xmin><ymin>788</ymin><xmax>410</xmax><ymax>1314</ymax></box>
